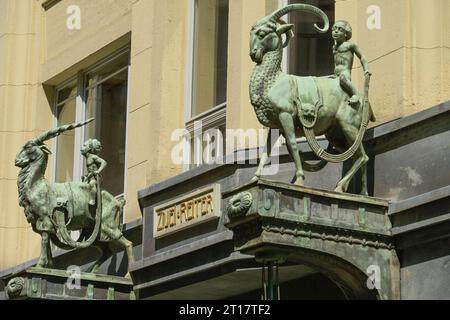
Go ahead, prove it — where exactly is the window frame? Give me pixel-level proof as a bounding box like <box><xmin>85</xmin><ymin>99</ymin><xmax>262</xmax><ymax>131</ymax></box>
<box><xmin>52</xmin><ymin>47</ymin><xmax>131</xmax><ymax>201</ymax></box>
<box><xmin>280</xmin><ymin>0</ymin><xmax>290</xmax><ymax>73</ymax></box>
<box><xmin>185</xmin><ymin>0</ymin><xmax>228</xmax><ymax>170</ymax></box>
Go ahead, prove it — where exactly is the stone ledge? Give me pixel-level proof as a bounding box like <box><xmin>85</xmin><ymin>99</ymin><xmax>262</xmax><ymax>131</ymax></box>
<box><xmin>225</xmin><ymin>179</ymin><xmax>389</xmax><ymax>208</ymax></box>
<box><xmin>3</xmin><ymin>267</ymin><xmax>134</xmax><ymax>300</ymax></box>
<box><xmin>27</xmin><ymin>267</ymin><xmax>132</xmax><ymax>286</ymax></box>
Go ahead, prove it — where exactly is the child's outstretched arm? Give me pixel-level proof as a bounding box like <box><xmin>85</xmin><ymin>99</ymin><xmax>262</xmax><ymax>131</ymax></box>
<box><xmin>353</xmin><ymin>43</ymin><xmax>371</xmax><ymax>75</ymax></box>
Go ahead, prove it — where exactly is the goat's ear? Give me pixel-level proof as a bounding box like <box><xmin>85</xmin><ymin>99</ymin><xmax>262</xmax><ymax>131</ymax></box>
<box><xmin>276</xmin><ymin>24</ymin><xmax>294</xmax><ymax>35</ymax></box>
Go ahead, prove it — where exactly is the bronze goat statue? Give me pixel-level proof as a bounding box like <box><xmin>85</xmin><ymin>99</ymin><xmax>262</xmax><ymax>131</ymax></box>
<box><xmin>249</xmin><ymin>4</ymin><xmax>375</xmax><ymax>195</ymax></box>
<box><xmin>15</xmin><ymin>119</ymin><xmax>134</xmax><ymax>274</ymax></box>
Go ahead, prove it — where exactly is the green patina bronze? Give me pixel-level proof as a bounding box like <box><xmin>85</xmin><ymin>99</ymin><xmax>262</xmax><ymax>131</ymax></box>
<box><xmin>249</xmin><ymin>4</ymin><xmax>376</xmax><ymax>195</ymax></box>
<box><xmin>14</xmin><ymin>119</ymin><xmax>134</xmax><ymax>275</ymax></box>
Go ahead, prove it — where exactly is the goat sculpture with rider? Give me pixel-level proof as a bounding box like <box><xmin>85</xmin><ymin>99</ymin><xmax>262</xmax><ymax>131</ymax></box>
<box><xmin>249</xmin><ymin>4</ymin><xmax>375</xmax><ymax>195</ymax></box>
<box><xmin>15</xmin><ymin>119</ymin><xmax>134</xmax><ymax>274</ymax></box>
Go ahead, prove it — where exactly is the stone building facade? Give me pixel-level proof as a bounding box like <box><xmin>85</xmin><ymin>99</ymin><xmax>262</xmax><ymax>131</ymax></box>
<box><xmin>0</xmin><ymin>0</ymin><xmax>449</xmax><ymax>299</ymax></box>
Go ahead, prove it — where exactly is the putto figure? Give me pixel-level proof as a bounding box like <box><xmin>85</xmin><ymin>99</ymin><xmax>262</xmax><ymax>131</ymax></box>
<box><xmin>81</xmin><ymin>139</ymin><xmax>107</xmax><ymax>206</ymax></box>
<box><xmin>332</xmin><ymin>20</ymin><xmax>371</xmax><ymax>108</ymax></box>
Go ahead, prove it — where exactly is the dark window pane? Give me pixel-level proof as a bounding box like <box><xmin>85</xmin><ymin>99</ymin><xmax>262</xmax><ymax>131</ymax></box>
<box><xmin>86</xmin><ymin>51</ymin><xmax>129</xmax><ymax>89</ymax></box>
<box><xmin>192</xmin><ymin>0</ymin><xmax>229</xmax><ymax>117</ymax></box>
<box><xmin>85</xmin><ymin>69</ymin><xmax>128</xmax><ymax>196</ymax></box>
<box><xmin>215</xmin><ymin>0</ymin><xmax>228</xmax><ymax>106</ymax></box>
<box><xmin>288</xmin><ymin>0</ymin><xmax>335</xmax><ymax>76</ymax></box>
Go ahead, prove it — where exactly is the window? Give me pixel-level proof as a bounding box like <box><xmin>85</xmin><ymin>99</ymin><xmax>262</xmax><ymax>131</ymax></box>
<box><xmin>286</xmin><ymin>0</ymin><xmax>335</xmax><ymax>76</ymax></box>
<box><xmin>186</xmin><ymin>0</ymin><xmax>229</xmax><ymax>168</ymax></box>
<box><xmin>53</xmin><ymin>48</ymin><xmax>130</xmax><ymax>197</ymax></box>
<box><xmin>54</xmin><ymin>81</ymin><xmax>77</xmax><ymax>183</ymax></box>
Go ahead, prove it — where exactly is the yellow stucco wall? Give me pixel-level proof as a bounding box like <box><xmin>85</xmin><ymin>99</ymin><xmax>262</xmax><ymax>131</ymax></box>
<box><xmin>0</xmin><ymin>0</ymin><xmax>449</xmax><ymax>270</ymax></box>
<box><xmin>0</xmin><ymin>0</ymin><xmax>47</xmax><ymax>270</ymax></box>
<box><xmin>43</xmin><ymin>0</ymin><xmax>132</xmax><ymax>84</ymax></box>
<box><xmin>127</xmin><ymin>0</ymin><xmax>188</xmax><ymax>221</ymax></box>
<box><xmin>336</xmin><ymin>0</ymin><xmax>449</xmax><ymax>124</ymax></box>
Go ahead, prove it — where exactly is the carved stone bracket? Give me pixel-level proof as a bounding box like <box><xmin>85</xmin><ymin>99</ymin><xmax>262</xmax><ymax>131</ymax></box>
<box><xmin>223</xmin><ymin>179</ymin><xmax>400</xmax><ymax>300</ymax></box>
<box><xmin>5</xmin><ymin>277</ymin><xmax>26</xmax><ymax>299</ymax></box>
<box><xmin>227</xmin><ymin>192</ymin><xmax>253</xmax><ymax>220</ymax></box>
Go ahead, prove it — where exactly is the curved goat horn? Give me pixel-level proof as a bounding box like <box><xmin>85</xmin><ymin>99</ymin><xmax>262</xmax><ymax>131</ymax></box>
<box><xmin>34</xmin><ymin>118</ymin><xmax>95</xmax><ymax>145</ymax></box>
<box><xmin>271</xmin><ymin>4</ymin><xmax>330</xmax><ymax>33</ymax></box>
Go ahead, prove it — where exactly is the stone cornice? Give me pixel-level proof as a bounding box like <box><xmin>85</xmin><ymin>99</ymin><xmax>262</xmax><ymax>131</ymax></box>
<box><xmin>261</xmin><ymin>222</ymin><xmax>394</xmax><ymax>250</ymax></box>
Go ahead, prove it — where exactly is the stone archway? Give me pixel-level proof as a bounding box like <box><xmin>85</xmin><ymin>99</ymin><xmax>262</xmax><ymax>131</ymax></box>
<box><xmin>255</xmin><ymin>245</ymin><xmax>381</xmax><ymax>300</ymax></box>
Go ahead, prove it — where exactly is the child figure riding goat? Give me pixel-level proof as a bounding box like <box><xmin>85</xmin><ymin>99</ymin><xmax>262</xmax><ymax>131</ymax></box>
<box><xmin>81</xmin><ymin>139</ymin><xmax>107</xmax><ymax>207</ymax></box>
<box><xmin>332</xmin><ymin>20</ymin><xmax>371</xmax><ymax>107</ymax></box>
